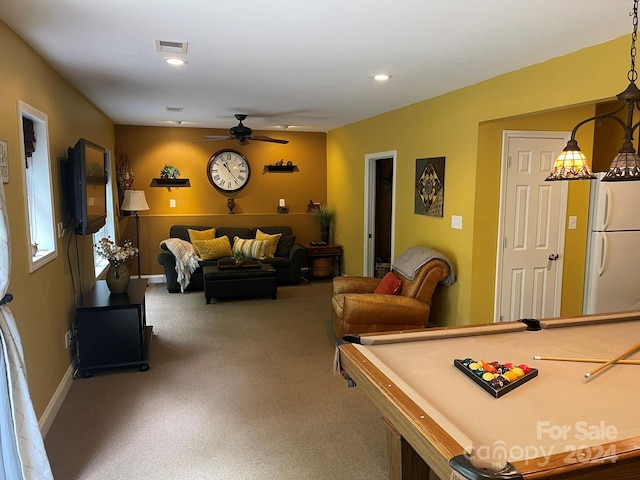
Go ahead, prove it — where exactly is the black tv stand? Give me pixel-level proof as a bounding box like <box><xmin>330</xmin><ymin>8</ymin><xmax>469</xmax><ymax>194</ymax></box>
<box><xmin>74</xmin><ymin>278</ymin><xmax>152</xmax><ymax>378</ymax></box>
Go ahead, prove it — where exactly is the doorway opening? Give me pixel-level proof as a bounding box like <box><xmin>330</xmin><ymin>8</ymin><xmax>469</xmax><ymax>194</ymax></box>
<box><xmin>364</xmin><ymin>151</ymin><xmax>396</xmax><ymax>277</ymax></box>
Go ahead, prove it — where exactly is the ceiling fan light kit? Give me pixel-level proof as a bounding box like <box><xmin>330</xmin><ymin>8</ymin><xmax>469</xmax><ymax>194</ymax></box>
<box><xmin>547</xmin><ymin>0</ymin><xmax>640</xmax><ymax>182</ymax></box>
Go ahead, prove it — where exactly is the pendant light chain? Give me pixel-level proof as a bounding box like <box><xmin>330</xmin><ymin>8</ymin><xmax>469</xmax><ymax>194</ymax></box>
<box><xmin>629</xmin><ymin>0</ymin><xmax>638</xmax><ymax>83</ymax></box>
<box><xmin>547</xmin><ymin>0</ymin><xmax>640</xmax><ymax>181</ymax></box>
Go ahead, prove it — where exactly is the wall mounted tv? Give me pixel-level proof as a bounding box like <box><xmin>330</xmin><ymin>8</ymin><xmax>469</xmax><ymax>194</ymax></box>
<box><xmin>66</xmin><ymin>138</ymin><xmax>107</xmax><ymax>235</ymax></box>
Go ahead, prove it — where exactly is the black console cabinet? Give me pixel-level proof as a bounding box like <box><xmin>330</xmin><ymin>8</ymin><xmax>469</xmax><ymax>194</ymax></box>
<box><xmin>74</xmin><ymin>278</ymin><xmax>152</xmax><ymax>377</ymax></box>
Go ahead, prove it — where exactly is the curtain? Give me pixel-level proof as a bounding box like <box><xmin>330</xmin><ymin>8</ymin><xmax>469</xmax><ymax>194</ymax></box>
<box><xmin>0</xmin><ymin>170</ymin><xmax>53</xmax><ymax>478</ymax></box>
<box><xmin>22</xmin><ymin>118</ymin><xmax>35</xmax><ymax>162</ymax></box>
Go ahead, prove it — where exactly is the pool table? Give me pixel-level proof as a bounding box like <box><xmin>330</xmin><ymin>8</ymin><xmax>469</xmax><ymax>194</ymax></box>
<box><xmin>336</xmin><ymin>311</ymin><xmax>640</xmax><ymax>479</ymax></box>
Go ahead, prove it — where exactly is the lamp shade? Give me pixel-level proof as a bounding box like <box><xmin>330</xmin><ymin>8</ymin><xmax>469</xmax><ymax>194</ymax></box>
<box><xmin>546</xmin><ymin>142</ymin><xmax>594</xmax><ymax>181</ymax></box>
<box><xmin>602</xmin><ymin>141</ymin><xmax>640</xmax><ymax>181</ymax></box>
<box><xmin>121</xmin><ymin>190</ymin><xmax>149</xmax><ymax>212</ymax></box>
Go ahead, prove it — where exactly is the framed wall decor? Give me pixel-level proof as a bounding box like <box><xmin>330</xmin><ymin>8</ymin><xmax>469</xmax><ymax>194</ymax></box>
<box><xmin>0</xmin><ymin>139</ymin><xmax>8</xmax><ymax>183</ymax></box>
<box><xmin>415</xmin><ymin>156</ymin><xmax>445</xmax><ymax>217</ymax></box>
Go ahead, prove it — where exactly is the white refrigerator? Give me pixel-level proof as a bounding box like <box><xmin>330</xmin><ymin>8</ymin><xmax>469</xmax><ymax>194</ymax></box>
<box><xmin>583</xmin><ymin>172</ymin><xmax>640</xmax><ymax>314</ymax></box>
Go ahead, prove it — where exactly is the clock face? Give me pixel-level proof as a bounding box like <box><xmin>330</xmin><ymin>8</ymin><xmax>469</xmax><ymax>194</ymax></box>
<box><xmin>206</xmin><ymin>149</ymin><xmax>251</xmax><ymax>193</ymax></box>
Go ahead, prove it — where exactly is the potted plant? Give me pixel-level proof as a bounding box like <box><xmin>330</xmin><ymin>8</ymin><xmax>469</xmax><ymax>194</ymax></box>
<box><xmin>160</xmin><ymin>164</ymin><xmax>180</xmax><ymax>179</ymax></box>
<box><xmin>312</xmin><ymin>205</ymin><xmax>335</xmax><ymax>244</ymax></box>
<box><xmin>233</xmin><ymin>250</ymin><xmax>245</xmax><ymax>266</ymax></box>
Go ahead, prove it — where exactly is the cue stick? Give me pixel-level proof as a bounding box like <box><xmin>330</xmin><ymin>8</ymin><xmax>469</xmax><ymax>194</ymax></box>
<box><xmin>584</xmin><ymin>341</ymin><xmax>640</xmax><ymax>379</ymax></box>
<box><xmin>533</xmin><ymin>355</ymin><xmax>640</xmax><ymax>365</ymax></box>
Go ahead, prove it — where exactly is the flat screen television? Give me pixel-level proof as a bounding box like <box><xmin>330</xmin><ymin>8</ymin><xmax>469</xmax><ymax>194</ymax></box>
<box><xmin>66</xmin><ymin>138</ymin><xmax>107</xmax><ymax>235</ymax></box>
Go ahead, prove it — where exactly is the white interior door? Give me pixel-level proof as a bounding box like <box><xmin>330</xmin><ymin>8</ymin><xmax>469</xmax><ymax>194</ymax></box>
<box><xmin>495</xmin><ymin>131</ymin><xmax>569</xmax><ymax>322</ymax></box>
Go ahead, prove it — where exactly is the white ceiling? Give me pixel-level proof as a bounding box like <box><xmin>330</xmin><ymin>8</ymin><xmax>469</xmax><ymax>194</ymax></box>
<box><xmin>0</xmin><ymin>0</ymin><xmax>633</xmax><ymax>133</ymax></box>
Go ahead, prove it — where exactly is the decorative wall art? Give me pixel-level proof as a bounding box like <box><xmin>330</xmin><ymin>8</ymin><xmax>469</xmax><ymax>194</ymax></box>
<box><xmin>0</xmin><ymin>140</ymin><xmax>8</xmax><ymax>183</ymax></box>
<box><xmin>415</xmin><ymin>156</ymin><xmax>445</xmax><ymax>217</ymax></box>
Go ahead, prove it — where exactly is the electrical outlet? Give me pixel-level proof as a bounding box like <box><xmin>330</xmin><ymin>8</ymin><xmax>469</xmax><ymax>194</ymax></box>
<box><xmin>64</xmin><ymin>330</ymin><xmax>72</xmax><ymax>349</ymax></box>
<box><xmin>170</xmin><ymin>199</ymin><xmax>176</xmax><ymax>208</ymax></box>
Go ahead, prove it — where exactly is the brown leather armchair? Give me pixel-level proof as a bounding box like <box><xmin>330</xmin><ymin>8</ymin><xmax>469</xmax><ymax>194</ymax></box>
<box><xmin>331</xmin><ymin>258</ymin><xmax>450</xmax><ymax>337</ymax></box>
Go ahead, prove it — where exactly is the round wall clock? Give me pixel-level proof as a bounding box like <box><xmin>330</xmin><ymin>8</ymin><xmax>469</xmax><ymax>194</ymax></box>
<box><xmin>206</xmin><ymin>149</ymin><xmax>251</xmax><ymax>193</ymax></box>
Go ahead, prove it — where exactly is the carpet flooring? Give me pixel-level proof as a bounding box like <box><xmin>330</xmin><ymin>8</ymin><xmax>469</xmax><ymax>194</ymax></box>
<box><xmin>43</xmin><ymin>281</ymin><xmax>389</xmax><ymax>480</ymax></box>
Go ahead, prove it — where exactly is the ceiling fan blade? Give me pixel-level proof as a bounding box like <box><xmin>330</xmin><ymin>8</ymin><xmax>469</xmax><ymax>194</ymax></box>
<box><xmin>195</xmin><ymin>135</ymin><xmax>235</xmax><ymax>143</ymax></box>
<box><xmin>249</xmin><ymin>135</ymin><xmax>289</xmax><ymax>144</ymax></box>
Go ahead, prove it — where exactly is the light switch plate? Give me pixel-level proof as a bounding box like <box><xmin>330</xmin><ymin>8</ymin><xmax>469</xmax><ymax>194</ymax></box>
<box><xmin>451</xmin><ymin>215</ymin><xmax>463</xmax><ymax>230</ymax></box>
<box><xmin>568</xmin><ymin>216</ymin><xmax>577</xmax><ymax>230</ymax></box>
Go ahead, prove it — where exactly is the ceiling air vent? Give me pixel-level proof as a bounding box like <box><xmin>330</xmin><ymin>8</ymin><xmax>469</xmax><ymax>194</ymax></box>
<box><xmin>166</xmin><ymin>107</ymin><xmax>184</xmax><ymax>112</ymax></box>
<box><xmin>155</xmin><ymin>40</ymin><xmax>188</xmax><ymax>54</ymax></box>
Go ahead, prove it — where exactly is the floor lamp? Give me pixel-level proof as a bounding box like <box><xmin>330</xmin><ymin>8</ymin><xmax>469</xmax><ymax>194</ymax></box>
<box><xmin>121</xmin><ymin>190</ymin><xmax>150</xmax><ymax>278</ymax></box>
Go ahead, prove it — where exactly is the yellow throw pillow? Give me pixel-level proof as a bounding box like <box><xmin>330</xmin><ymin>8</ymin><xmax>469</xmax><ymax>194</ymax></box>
<box><xmin>255</xmin><ymin>229</ymin><xmax>282</xmax><ymax>259</ymax></box>
<box><xmin>188</xmin><ymin>228</ymin><xmax>216</xmax><ymax>242</ymax></box>
<box><xmin>192</xmin><ymin>236</ymin><xmax>232</xmax><ymax>261</ymax></box>
<box><xmin>232</xmin><ymin>237</ymin><xmax>269</xmax><ymax>260</ymax></box>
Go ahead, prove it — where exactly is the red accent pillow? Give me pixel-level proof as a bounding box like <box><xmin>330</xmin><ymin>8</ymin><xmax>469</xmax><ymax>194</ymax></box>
<box><xmin>374</xmin><ymin>272</ymin><xmax>403</xmax><ymax>295</ymax></box>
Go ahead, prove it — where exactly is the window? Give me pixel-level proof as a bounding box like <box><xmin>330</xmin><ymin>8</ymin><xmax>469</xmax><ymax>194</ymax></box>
<box><xmin>93</xmin><ymin>151</ymin><xmax>116</xmax><ymax>277</ymax></box>
<box><xmin>18</xmin><ymin>101</ymin><xmax>57</xmax><ymax>272</ymax></box>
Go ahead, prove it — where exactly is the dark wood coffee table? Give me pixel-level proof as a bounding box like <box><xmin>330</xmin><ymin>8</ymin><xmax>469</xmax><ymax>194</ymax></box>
<box><xmin>203</xmin><ymin>261</ymin><xmax>278</xmax><ymax>304</ymax></box>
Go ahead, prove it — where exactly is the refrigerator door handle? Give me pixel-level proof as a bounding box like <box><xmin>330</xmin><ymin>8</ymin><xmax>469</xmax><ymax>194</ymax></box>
<box><xmin>598</xmin><ymin>233</ymin><xmax>608</xmax><ymax>277</ymax></box>
<box><xmin>602</xmin><ymin>186</ymin><xmax>611</xmax><ymax>230</ymax></box>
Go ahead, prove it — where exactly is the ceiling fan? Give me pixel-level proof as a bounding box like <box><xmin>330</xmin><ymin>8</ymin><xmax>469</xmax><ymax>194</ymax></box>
<box><xmin>200</xmin><ymin>114</ymin><xmax>289</xmax><ymax>145</ymax></box>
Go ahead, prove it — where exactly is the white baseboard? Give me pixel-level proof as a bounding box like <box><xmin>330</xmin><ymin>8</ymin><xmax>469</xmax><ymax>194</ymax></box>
<box><xmin>39</xmin><ymin>364</ymin><xmax>73</xmax><ymax>438</ymax></box>
<box><xmin>142</xmin><ymin>274</ymin><xmax>165</xmax><ymax>284</ymax></box>
<box><xmin>39</xmin><ymin>276</ymin><xmax>166</xmax><ymax>437</ymax></box>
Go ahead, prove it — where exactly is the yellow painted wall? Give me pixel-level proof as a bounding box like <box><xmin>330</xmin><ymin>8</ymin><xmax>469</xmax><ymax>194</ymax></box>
<box><xmin>0</xmin><ymin>16</ymin><xmax>633</xmax><ymax>425</ymax></box>
<box><xmin>115</xmin><ymin>126</ymin><xmax>327</xmax><ymax>276</ymax></box>
<box><xmin>328</xmin><ymin>35</ymin><xmax>629</xmax><ymax>326</ymax></box>
<box><xmin>1</xmin><ymin>20</ymin><xmax>114</xmax><ymax>417</ymax></box>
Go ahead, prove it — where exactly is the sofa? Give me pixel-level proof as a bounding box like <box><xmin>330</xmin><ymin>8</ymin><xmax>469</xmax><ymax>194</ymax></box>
<box><xmin>158</xmin><ymin>225</ymin><xmax>306</xmax><ymax>293</ymax></box>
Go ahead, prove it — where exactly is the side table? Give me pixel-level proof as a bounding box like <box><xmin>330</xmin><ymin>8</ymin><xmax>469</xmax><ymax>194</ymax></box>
<box><xmin>74</xmin><ymin>278</ymin><xmax>152</xmax><ymax>377</ymax></box>
<box><xmin>304</xmin><ymin>243</ymin><xmax>343</xmax><ymax>280</ymax></box>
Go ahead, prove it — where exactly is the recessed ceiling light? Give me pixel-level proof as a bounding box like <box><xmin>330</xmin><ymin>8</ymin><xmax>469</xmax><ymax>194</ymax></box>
<box><xmin>166</xmin><ymin>57</ymin><xmax>186</xmax><ymax>66</ymax></box>
<box><xmin>373</xmin><ymin>74</ymin><xmax>391</xmax><ymax>81</ymax></box>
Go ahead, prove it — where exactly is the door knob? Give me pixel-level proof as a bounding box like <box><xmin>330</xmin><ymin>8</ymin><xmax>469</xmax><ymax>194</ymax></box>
<box><xmin>548</xmin><ymin>254</ymin><xmax>559</xmax><ymax>261</ymax></box>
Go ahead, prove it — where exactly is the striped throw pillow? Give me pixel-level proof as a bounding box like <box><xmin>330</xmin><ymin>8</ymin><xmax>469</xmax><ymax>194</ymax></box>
<box><xmin>232</xmin><ymin>237</ymin><xmax>269</xmax><ymax>260</ymax></box>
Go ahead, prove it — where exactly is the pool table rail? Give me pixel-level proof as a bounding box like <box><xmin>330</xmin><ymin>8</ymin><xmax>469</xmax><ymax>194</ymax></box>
<box><xmin>339</xmin><ymin>343</ymin><xmax>467</xmax><ymax>479</ymax></box>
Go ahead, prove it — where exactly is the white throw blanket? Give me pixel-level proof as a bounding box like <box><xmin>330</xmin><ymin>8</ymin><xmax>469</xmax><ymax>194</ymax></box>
<box><xmin>392</xmin><ymin>246</ymin><xmax>456</xmax><ymax>285</ymax></box>
<box><xmin>161</xmin><ymin>238</ymin><xmax>201</xmax><ymax>292</ymax></box>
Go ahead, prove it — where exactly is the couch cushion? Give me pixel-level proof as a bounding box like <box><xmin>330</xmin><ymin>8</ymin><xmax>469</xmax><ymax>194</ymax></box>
<box><xmin>261</xmin><ymin>257</ymin><xmax>290</xmax><ymax>269</ymax></box>
<box><xmin>193</xmin><ymin>236</ymin><xmax>232</xmax><ymax>260</ymax></box>
<box><xmin>275</xmin><ymin>235</ymin><xmax>296</xmax><ymax>257</ymax></box>
<box><xmin>188</xmin><ymin>227</ymin><xmax>216</xmax><ymax>242</ymax></box>
<box><xmin>217</xmin><ymin>227</ymin><xmax>252</xmax><ymax>241</ymax></box>
<box><xmin>255</xmin><ymin>229</ymin><xmax>282</xmax><ymax>259</ymax></box>
<box><xmin>232</xmin><ymin>237</ymin><xmax>269</xmax><ymax>259</ymax></box>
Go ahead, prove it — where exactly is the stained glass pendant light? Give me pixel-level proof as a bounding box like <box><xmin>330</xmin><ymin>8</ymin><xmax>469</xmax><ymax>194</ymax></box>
<box><xmin>547</xmin><ymin>0</ymin><xmax>640</xmax><ymax>182</ymax></box>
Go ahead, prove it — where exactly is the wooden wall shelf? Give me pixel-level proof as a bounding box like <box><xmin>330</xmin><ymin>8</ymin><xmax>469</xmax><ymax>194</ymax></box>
<box><xmin>263</xmin><ymin>165</ymin><xmax>299</xmax><ymax>173</ymax></box>
<box><xmin>150</xmin><ymin>178</ymin><xmax>191</xmax><ymax>188</ymax></box>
